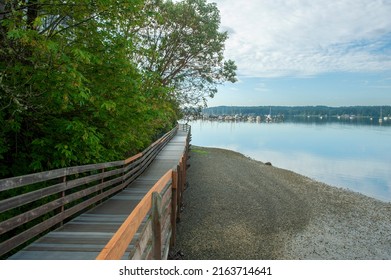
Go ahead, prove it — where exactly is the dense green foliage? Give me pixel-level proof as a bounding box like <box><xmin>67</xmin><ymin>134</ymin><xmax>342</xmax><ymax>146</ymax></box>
<box><xmin>0</xmin><ymin>0</ymin><xmax>236</xmax><ymax>178</ymax></box>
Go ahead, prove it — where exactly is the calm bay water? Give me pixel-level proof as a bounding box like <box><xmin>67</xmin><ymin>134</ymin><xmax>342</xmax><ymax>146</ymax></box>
<box><xmin>189</xmin><ymin>119</ymin><xmax>391</xmax><ymax>202</ymax></box>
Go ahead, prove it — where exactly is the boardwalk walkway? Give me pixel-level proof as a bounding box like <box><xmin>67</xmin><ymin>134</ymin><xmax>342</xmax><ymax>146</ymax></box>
<box><xmin>7</xmin><ymin>126</ymin><xmax>190</xmax><ymax>260</ymax></box>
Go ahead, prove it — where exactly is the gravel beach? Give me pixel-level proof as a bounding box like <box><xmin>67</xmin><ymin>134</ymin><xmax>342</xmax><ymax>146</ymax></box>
<box><xmin>173</xmin><ymin>146</ymin><xmax>391</xmax><ymax>260</ymax></box>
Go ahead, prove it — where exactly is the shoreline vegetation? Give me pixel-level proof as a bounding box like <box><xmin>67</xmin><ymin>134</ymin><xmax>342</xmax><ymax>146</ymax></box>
<box><xmin>173</xmin><ymin>146</ymin><xmax>391</xmax><ymax>260</ymax></box>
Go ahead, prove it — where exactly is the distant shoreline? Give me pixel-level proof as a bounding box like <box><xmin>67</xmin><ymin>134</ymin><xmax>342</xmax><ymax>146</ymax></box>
<box><xmin>174</xmin><ymin>146</ymin><xmax>391</xmax><ymax>260</ymax></box>
<box><xmin>202</xmin><ymin>105</ymin><xmax>391</xmax><ymax>119</ymax></box>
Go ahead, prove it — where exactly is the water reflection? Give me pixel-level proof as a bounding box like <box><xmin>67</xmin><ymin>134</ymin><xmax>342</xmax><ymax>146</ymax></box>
<box><xmin>190</xmin><ymin>120</ymin><xmax>391</xmax><ymax>202</ymax></box>
<box><xmin>245</xmin><ymin>149</ymin><xmax>391</xmax><ymax>202</ymax></box>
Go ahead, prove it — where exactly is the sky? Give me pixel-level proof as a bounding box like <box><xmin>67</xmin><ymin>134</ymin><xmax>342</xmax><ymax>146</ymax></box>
<box><xmin>206</xmin><ymin>0</ymin><xmax>391</xmax><ymax>107</ymax></box>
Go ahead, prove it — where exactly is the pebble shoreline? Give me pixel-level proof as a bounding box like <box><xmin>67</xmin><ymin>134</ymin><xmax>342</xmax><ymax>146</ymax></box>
<box><xmin>173</xmin><ymin>146</ymin><xmax>391</xmax><ymax>260</ymax></box>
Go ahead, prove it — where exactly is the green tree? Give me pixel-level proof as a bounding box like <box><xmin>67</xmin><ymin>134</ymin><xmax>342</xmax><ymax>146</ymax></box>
<box><xmin>0</xmin><ymin>0</ymin><xmax>177</xmax><ymax>177</ymax></box>
<box><xmin>0</xmin><ymin>0</ymin><xmax>234</xmax><ymax>178</ymax></box>
<box><xmin>134</xmin><ymin>0</ymin><xmax>237</xmax><ymax>107</ymax></box>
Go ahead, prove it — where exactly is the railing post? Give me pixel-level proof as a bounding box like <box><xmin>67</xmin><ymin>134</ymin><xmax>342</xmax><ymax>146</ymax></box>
<box><xmin>100</xmin><ymin>168</ymin><xmax>105</xmax><ymax>203</ymax></box>
<box><xmin>60</xmin><ymin>175</ymin><xmax>66</xmax><ymax>226</ymax></box>
<box><xmin>176</xmin><ymin>158</ymin><xmax>183</xmax><ymax>222</ymax></box>
<box><xmin>152</xmin><ymin>192</ymin><xmax>162</xmax><ymax>260</ymax></box>
<box><xmin>122</xmin><ymin>161</ymin><xmax>127</xmax><ymax>189</ymax></box>
<box><xmin>170</xmin><ymin>167</ymin><xmax>179</xmax><ymax>247</ymax></box>
<box><xmin>183</xmin><ymin>153</ymin><xmax>187</xmax><ymax>188</ymax></box>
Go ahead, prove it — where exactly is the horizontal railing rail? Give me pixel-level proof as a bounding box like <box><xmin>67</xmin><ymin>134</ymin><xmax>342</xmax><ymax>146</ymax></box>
<box><xmin>0</xmin><ymin>125</ymin><xmax>180</xmax><ymax>259</ymax></box>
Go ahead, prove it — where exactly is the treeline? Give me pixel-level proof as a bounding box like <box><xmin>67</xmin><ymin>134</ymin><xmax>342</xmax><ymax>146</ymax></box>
<box><xmin>0</xmin><ymin>0</ymin><xmax>237</xmax><ymax>178</ymax></box>
<box><xmin>203</xmin><ymin>106</ymin><xmax>391</xmax><ymax>118</ymax></box>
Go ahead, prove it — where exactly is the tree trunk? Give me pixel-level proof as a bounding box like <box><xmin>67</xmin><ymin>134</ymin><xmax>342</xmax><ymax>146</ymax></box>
<box><xmin>0</xmin><ymin>1</ymin><xmax>6</xmax><ymax>21</ymax></box>
<box><xmin>26</xmin><ymin>0</ymin><xmax>38</xmax><ymax>30</ymax></box>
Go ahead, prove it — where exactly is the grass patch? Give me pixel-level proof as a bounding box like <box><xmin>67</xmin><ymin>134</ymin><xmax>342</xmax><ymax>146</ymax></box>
<box><xmin>191</xmin><ymin>149</ymin><xmax>208</xmax><ymax>155</ymax></box>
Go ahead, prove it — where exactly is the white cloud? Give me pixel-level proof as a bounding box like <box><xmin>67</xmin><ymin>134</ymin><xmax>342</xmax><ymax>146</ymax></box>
<box><xmin>213</xmin><ymin>0</ymin><xmax>391</xmax><ymax>77</ymax></box>
<box><xmin>254</xmin><ymin>82</ymin><xmax>269</xmax><ymax>92</ymax></box>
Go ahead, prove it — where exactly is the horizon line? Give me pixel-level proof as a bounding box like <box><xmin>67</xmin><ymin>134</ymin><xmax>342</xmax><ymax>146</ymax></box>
<box><xmin>205</xmin><ymin>104</ymin><xmax>391</xmax><ymax>108</ymax></box>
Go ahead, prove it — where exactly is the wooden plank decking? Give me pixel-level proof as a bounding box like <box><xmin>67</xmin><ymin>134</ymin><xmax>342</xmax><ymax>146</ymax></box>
<box><xmin>8</xmin><ymin>128</ymin><xmax>189</xmax><ymax>260</ymax></box>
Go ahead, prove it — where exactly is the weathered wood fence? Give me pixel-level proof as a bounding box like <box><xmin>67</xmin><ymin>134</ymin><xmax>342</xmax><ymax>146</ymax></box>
<box><xmin>97</xmin><ymin>124</ymin><xmax>190</xmax><ymax>260</ymax></box>
<box><xmin>96</xmin><ymin>147</ymin><xmax>189</xmax><ymax>260</ymax></box>
<box><xmin>0</xmin><ymin>124</ymin><xmax>190</xmax><ymax>259</ymax></box>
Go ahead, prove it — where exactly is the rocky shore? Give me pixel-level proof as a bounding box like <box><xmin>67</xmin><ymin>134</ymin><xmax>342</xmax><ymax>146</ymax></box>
<box><xmin>173</xmin><ymin>146</ymin><xmax>391</xmax><ymax>259</ymax></box>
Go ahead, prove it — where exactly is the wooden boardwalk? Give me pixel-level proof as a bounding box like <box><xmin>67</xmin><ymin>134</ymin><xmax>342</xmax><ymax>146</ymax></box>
<box><xmin>7</xmin><ymin>127</ymin><xmax>190</xmax><ymax>260</ymax></box>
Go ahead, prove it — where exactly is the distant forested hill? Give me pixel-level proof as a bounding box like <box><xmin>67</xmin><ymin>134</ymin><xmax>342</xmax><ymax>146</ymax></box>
<box><xmin>203</xmin><ymin>106</ymin><xmax>391</xmax><ymax>118</ymax></box>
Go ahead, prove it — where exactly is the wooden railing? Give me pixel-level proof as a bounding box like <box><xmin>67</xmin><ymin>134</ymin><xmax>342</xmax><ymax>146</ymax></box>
<box><xmin>0</xmin><ymin>124</ymin><xmax>185</xmax><ymax>259</ymax></box>
<box><xmin>97</xmin><ymin>123</ymin><xmax>190</xmax><ymax>260</ymax></box>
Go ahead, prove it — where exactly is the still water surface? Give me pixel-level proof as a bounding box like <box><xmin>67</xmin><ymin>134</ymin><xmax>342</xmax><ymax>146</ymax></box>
<box><xmin>189</xmin><ymin>119</ymin><xmax>391</xmax><ymax>202</ymax></box>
